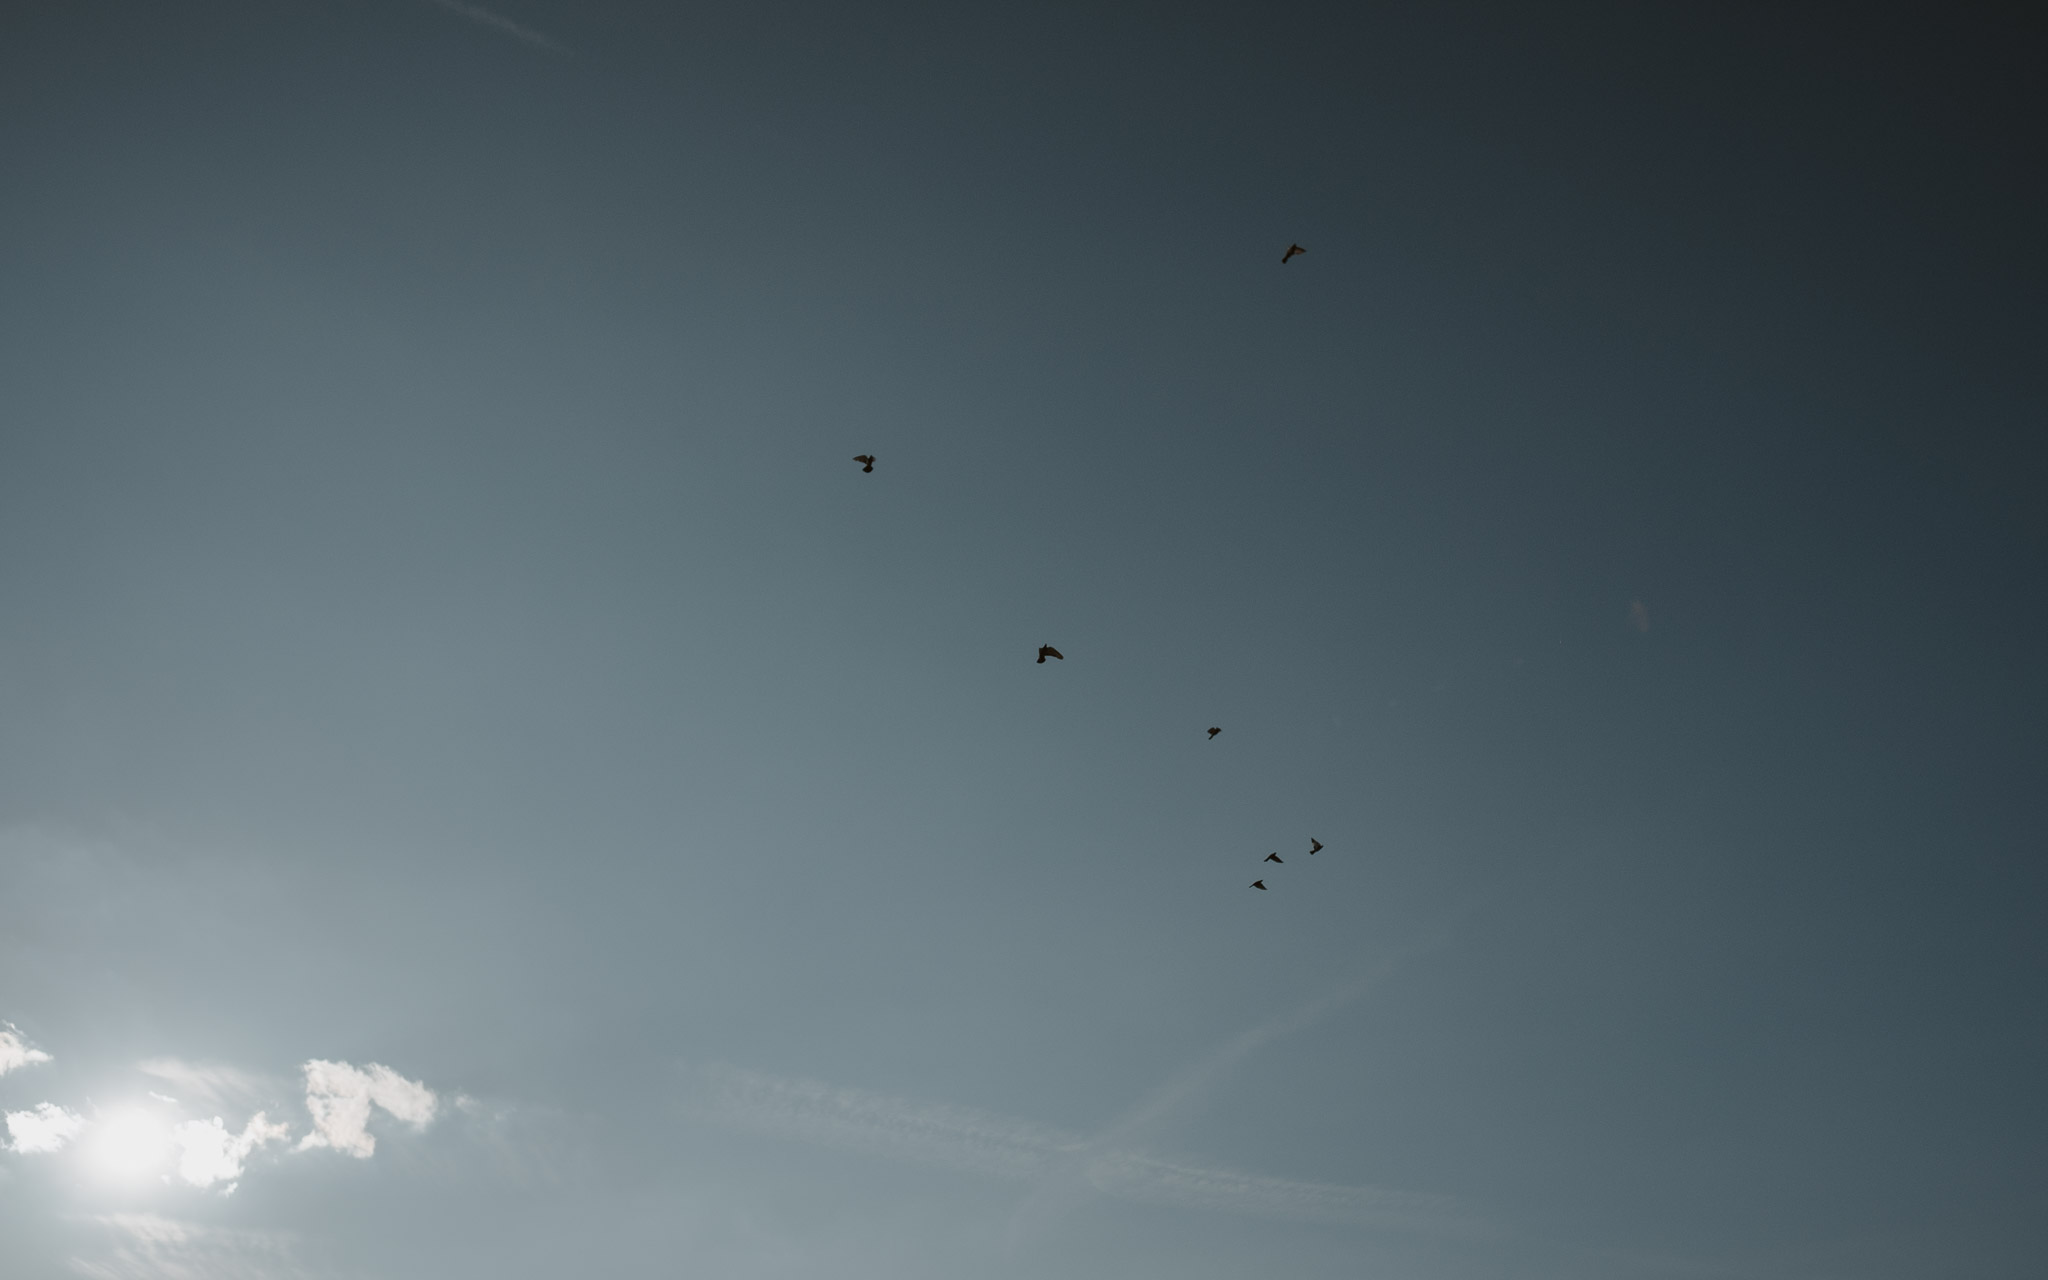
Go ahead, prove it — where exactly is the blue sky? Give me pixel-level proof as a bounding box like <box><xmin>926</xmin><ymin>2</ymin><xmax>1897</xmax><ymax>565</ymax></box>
<box><xmin>2</xmin><ymin>3</ymin><xmax>2044</xmax><ymax>1277</ymax></box>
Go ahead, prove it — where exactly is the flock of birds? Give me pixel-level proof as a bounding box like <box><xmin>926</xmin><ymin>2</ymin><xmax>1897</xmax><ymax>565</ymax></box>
<box><xmin>1248</xmin><ymin>838</ymin><xmax>1324</xmax><ymax>892</ymax></box>
<box><xmin>853</xmin><ymin>241</ymin><xmax>1329</xmax><ymax>894</ymax></box>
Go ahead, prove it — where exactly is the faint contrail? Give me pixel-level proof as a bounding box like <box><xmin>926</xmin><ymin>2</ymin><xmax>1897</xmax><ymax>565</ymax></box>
<box><xmin>422</xmin><ymin>0</ymin><xmax>570</xmax><ymax>54</ymax></box>
<box><xmin>682</xmin><ymin>1063</ymin><xmax>1065</xmax><ymax>1181</ymax></box>
<box><xmin>676</xmin><ymin>1062</ymin><xmax>1476</xmax><ymax>1234</ymax></box>
<box><xmin>679</xmin><ymin>1044</ymin><xmax>1482</xmax><ymax>1236</ymax></box>
<box><xmin>680</xmin><ymin>893</ymin><xmax>1512</xmax><ymax>1241</ymax></box>
<box><xmin>1002</xmin><ymin>928</ymin><xmax>1467</xmax><ymax>1247</ymax></box>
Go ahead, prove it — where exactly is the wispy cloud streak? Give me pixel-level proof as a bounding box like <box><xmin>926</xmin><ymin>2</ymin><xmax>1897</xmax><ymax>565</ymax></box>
<box><xmin>137</xmin><ymin>1059</ymin><xmax>272</xmax><ymax>1112</ymax></box>
<box><xmin>422</xmin><ymin>0</ymin><xmax>570</xmax><ymax>54</ymax></box>
<box><xmin>70</xmin><ymin>1215</ymin><xmax>311</xmax><ymax>1280</ymax></box>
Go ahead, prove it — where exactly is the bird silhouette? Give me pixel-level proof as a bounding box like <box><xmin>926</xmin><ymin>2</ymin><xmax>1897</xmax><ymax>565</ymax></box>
<box><xmin>853</xmin><ymin>455</ymin><xmax>875</xmax><ymax>472</ymax></box>
<box><xmin>1264</xmin><ymin>853</ymin><xmax>1283</xmax><ymax>864</ymax></box>
<box><xmin>1207</xmin><ymin>727</ymin><xmax>1222</xmax><ymax>739</ymax></box>
<box><xmin>1036</xmin><ymin>645</ymin><xmax>1063</xmax><ymax>664</ymax></box>
<box><xmin>1249</xmin><ymin>879</ymin><xmax>1268</xmax><ymax>890</ymax></box>
<box><xmin>1281</xmin><ymin>244</ymin><xmax>1306</xmax><ymax>264</ymax></box>
<box><xmin>1309</xmin><ymin>838</ymin><xmax>1323</xmax><ymax>854</ymax></box>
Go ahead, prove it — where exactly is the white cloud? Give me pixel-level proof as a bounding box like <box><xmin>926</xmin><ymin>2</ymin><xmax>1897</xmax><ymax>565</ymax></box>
<box><xmin>0</xmin><ymin>1022</ymin><xmax>53</xmax><ymax>1075</ymax></box>
<box><xmin>171</xmin><ymin>1112</ymin><xmax>292</xmax><ymax>1189</ymax></box>
<box><xmin>296</xmin><ymin>1060</ymin><xmax>437</xmax><ymax>1158</ymax></box>
<box><xmin>6</xmin><ymin>1101</ymin><xmax>85</xmax><ymax>1154</ymax></box>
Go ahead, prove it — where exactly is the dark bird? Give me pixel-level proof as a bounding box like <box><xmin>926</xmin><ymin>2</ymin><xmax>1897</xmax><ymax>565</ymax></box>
<box><xmin>1249</xmin><ymin>879</ymin><xmax>1268</xmax><ymax>890</ymax></box>
<box><xmin>853</xmin><ymin>455</ymin><xmax>875</xmax><ymax>472</ymax></box>
<box><xmin>1036</xmin><ymin>645</ymin><xmax>1063</xmax><ymax>664</ymax></box>
<box><xmin>1264</xmin><ymin>853</ymin><xmax>1283</xmax><ymax>864</ymax></box>
<box><xmin>1309</xmin><ymin>838</ymin><xmax>1323</xmax><ymax>854</ymax></box>
<box><xmin>1207</xmin><ymin>727</ymin><xmax>1222</xmax><ymax>739</ymax></box>
<box><xmin>1281</xmin><ymin>244</ymin><xmax>1306</xmax><ymax>264</ymax></box>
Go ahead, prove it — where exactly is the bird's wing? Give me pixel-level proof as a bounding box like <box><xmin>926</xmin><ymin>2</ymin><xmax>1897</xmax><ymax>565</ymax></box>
<box><xmin>1043</xmin><ymin>647</ymin><xmax>1063</xmax><ymax>659</ymax></box>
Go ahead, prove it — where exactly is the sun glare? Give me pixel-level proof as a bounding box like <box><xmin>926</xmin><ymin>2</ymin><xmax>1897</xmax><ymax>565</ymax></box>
<box><xmin>90</xmin><ymin>1107</ymin><xmax>171</xmax><ymax>1180</ymax></box>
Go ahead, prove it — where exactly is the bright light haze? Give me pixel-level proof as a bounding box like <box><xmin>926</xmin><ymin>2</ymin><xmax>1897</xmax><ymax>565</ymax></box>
<box><xmin>2</xmin><ymin>3</ymin><xmax>2044</xmax><ymax>1277</ymax></box>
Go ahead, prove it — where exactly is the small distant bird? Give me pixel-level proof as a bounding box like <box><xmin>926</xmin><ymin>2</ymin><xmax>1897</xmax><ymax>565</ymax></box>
<box><xmin>1264</xmin><ymin>853</ymin><xmax>1283</xmax><ymax>864</ymax></box>
<box><xmin>1309</xmin><ymin>838</ymin><xmax>1323</xmax><ymax>854</ymax></box>
<box><xmin>1036</xmin><ymin>645</ymin><xmax>1064</xmax><ymax>664</ymax></box>
<box><xmin>1249</xmin><ymin>879</ymin><xmax>1268</xmax><ymax>890</ymax></box>
<box><xmin>1281</xmin><ymin>244</ymin><xmax>1306</xmax><ymax>264</ymax></box>
<box><xmin>853</xmin><ymin>455</ymin><xmax>875</xmax><ymax>473</ymax></box>
<box><xmin>1207</xmin><ymin>727</ymin><xmax>1222</xmax><ymax>740</ymax></box>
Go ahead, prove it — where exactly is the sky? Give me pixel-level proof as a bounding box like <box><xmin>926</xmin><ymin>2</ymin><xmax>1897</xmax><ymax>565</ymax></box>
<box><xmin>1</xmin><ymin>2</ymin><xmax>2044</xmax><ymax>1276</ymax></box>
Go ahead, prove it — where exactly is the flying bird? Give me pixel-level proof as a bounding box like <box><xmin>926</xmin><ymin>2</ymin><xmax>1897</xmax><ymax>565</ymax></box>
<box><xmin>853</xmin><ymin>455</ymin><xmax>875</xmax><ymax>473</ymax></box>
<box><xmin>1264</xmin><ymin>853</ymin><xmax>1283</xmax><ymax>864</ymax></box>
<box><xmin>1309</xmin><ymin>838</ymin><xmax>1323</xmax><ymax>854</ymax></box>
<box><xmin>1036</xmin><ymin>645</ymin><xmax>1063</xmax><ymax>664</ymax></box>
<box><xmin>1281</xmin><ymin>244</ymin><xmax>1306</xmax><ymax>264</ymax></box>
<box><xmin>1207</xmin><ymin>727</ymin><xmax>1221</xmax><ymax>739</ymax></box>
<box><xmin>1249</xmin><ymin>879</ymin><xmax>1268</xmax><ymax>890</ymax></box>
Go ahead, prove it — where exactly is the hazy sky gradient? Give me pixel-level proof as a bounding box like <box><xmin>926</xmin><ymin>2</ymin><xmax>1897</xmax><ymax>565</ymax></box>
<box><xmin>3</xmin><ymin>3</ymin><xmax>2044</xmax><ymax>1277</ymax></box>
